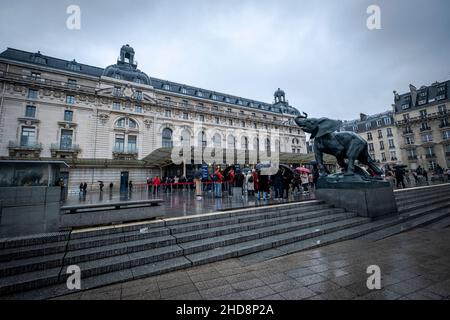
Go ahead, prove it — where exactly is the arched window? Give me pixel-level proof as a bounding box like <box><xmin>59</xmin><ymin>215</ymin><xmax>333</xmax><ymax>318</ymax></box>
<box><xmin>227</xmin><ymin>135</ymin><xmax>236</xmax><ymax>150</ymax></box>
<box><xmin>115</xmin><ymin>117</ymin><xmax>138</xmax><ymax>129</ymax></box>
<box><xmin>265</xmin><ymin>138</ymin><xmax>271</xmax><ymax>154</ymax></box>
<box><xmin>253</xmin><ymin>138</ymin><xmax>259</xmax><ymax>152</ymax></box>
<box><xmin>198</xmin><ymin>131</ymin><xmax>207</xmax><ymax>148</ymax></box>
<box><xmin>162</xmin><ymin>128</ymin><xmax>173</xmax><ymax>148</ymax></box>
<box><xmin>181</xmin><ymin>129</ymin><xmax>191</xmax><ymax>147</ymax></box>
<box><xmin>213</xmin><ymin>134</ymin><xmax>222</xmax><ymax>148</ymax></box>
<box><xmin>241</xmin><ymin>136</ymin><xmax>249</xmax><ymax>150</ymax></box>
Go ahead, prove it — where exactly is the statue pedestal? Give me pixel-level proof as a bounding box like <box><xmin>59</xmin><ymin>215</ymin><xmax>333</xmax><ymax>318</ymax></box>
<box><xmin>315</xmin><ymin>174</ymin><xmax>398</xmax><ymax>219</ymax></box>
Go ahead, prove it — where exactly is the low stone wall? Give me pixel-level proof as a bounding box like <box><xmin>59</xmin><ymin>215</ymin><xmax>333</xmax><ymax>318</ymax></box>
<box><xmin>60</xmin><ymin>207</ymin><xmax>164</xmax><ymax>230</ymax></box>
<box><xmin>0</xmin><ymin>186</ymin><xmax>61</xmax><ymax>207</ymax></box>
<box><xmin>0</xmin><ymin>186</ymin><xmax>61</xmax><ymax>238</ymax></box>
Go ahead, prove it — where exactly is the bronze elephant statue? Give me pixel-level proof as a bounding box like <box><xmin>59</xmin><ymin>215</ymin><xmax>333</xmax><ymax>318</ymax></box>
<box><xmin>294</xmin><ymin>113</ymin><xmax>383</xmax><ymax>177</ymax></box>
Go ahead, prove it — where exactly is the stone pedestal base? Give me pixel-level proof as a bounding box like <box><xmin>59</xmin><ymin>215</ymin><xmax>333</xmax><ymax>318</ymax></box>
<box><xmin>316</xmin><ymin>174</ymin><xmax>398</xmax><ymax>219</ymax></box>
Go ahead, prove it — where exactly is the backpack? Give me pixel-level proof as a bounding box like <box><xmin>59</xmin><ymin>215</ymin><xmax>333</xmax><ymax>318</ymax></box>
<box><xmin>248</xmin><ymin>176</ymin><xmax>254</xmax><ymax>183</ymax></box>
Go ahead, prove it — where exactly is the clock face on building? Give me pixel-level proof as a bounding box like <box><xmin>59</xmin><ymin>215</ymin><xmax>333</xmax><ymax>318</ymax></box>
<box><xmin>124</xmin><ymin>86</ymin><xmax>133</xmax><ymax>98</ymax></box>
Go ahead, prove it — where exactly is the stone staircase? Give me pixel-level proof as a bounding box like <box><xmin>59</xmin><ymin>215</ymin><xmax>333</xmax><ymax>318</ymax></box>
<box><xmin>0</xmin><ymin>183</ymin><xmax>449</xmax><ymax>299</ymax></box>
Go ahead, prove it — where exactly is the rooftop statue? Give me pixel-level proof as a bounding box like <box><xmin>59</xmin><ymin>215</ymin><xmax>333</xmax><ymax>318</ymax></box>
<box><xmin>294</xmin><ymin>113</ymin><xmax>383</xmax><ymax>182</ymax></box>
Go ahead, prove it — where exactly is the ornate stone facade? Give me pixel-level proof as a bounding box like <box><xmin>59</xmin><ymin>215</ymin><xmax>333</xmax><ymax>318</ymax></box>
<box><xmin>0</xmin><ymin>45</ymin><xmax>307</xmax><ymax>192</ymax></box>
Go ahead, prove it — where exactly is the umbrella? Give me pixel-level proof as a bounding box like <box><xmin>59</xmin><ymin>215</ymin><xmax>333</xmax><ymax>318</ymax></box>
<box><xmin>193</xmin><ymin>170</ymin><xmax>203</xmax><ymax>178</ymax></box>
<box><xmin>255</xmin><ymin>163</ymin><xmax>271</xmax><ymax>170</ymax></box>
<box><xmin>279</xmin><ymin>164</ymin><xmax>295</xmax><ymax>176</ymax></box>
<box><xmin>223</xmin><ymin>165</ymin><xmax>236</xmax><ymax>177</ymax></box>
<box><xmin>296</xmin><ymin>167</ymin><xmax>311</xmax><ymax>174</ymax></box>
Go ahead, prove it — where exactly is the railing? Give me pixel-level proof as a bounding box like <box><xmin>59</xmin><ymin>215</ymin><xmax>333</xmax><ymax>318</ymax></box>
<box><xmin>50</xmin><ymin>143</ymin><xmax>80</xmax><ymax>152</ymax></box>
<box><xmin>0</xmin><ymin>71</ymin><xmax>96</xmax><ymax>94</ymax></box>
<box><xmin>8</xmin><ymin>141</ymin><xmax>42</xmax><ymax>149</ymax></box>
<box><xmin>113</xmin><ymin>147</ymin><xmax>138</xmax><ymax>154</ymax></box>
<box><xmin>396</xmin><ymin>111</ymin><xmax>449</xmax><ymax>126</ymax></box>
<box><xmin>408</xmin><ymin>156</ymin><xmax>417</xmax><ymax>161</ymax></box>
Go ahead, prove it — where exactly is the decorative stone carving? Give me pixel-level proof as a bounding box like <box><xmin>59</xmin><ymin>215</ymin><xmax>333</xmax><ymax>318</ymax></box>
<box><xmin>98</xmin><ymin>113</ymin><xmax>110</xmax><ymax>125</ymax></box>
<box><xmin>143</xmin><ymin>119</ymin><xmax>152</xmax><ymax>129</ymax></box>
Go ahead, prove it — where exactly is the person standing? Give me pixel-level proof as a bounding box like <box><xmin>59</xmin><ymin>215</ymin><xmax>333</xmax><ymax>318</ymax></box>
<box><xmin>246</xmin><ymin>171</ymin><xmax>255</xmax><ymax>196</ymax></box>
<box><xmin>128</xmin><ymin>180</ymin><xmax>133</xmax><ymax>192</ymax></box>
<box><xmin>213</xmin><ymin>167</ymin><xmax>223</xmax><ymax>198</ymax></box>
<box><xmin>152</xmin><ymin>176</ymin><xmax>161</xmax><ymax>195</ymax></box>
<box><xmin>79</xmin><ymin>182</ymin><xmax>83</xmax><ymax>195</ymax></box>
<box><xmin>272</xmin><ymin>169</ymin><xmax>283</xmax><ymax>200</ymax></box>
<box><xmin>252</xmin><ymin>169</ymin><xmax>259</xmax><ymax>196</ymax></box>
<box><xmin>301</xmin><ymin>172</ymin><xmax>309</xmax><ymax>194</ymax></box>
<box><xmin>82</xmin><ymin>182</ymin><xmax>88</xmax><ymax>195</ymax></box>
<box><xmin>258</xmin><ymin>171</ymin><xmax>269</xmax><ymax>200</ymax></box>
<box><xmin>282</xmin><ymin>171</ymin><xmax>291</xmax><ymax>199</ymax></box>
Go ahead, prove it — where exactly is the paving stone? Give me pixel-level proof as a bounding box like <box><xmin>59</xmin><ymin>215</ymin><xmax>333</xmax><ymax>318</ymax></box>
<box><xmin>160</xmin><ymin>283</ymin><xmax>198</xmax><ymax>299</ymax></box>
<box><xmin>257</xmin><ymin>294</ymin><xmax>285</xmax><ymax>300</ymax></box>
<box><xmin>123</xmin><ymin>290</ymin><xmax>161</xmax><ymax>300</ymax></box>
<box><xmin>231</xmin><ymin>278</ymin><xmax>266</xmax><ymax>291</ymax></box>
<box><xmin>167</xmin><ymin>291</ymin><xmax>203</xmax><ymax>300</ymax></box>
<box><xmin>355</xmin><ymin>289</ymin><xmax>401</xmax><ymax>300</ymax></box>
<box><xmin>280</xmin><ymin>286</ymin><xmax>317</xmax><ymax>300</ymax></box>
<box><xmin>269</xmin><ymin>280</ymin><xmax>302</xmax><ymax>293</ymax></box>
<box><xmin>199</xmin><ymin>284</ymin><xmax>236</xmax><ymax>299</ymax></box>
<box><xmin>194</xmin><ymin>278</ymin><xmax>229</xmax><ymax>291</ymax></box>
<box><xmin>157</xmin><ymin>276</ymin><xmax>193</xmax><ymax>290</ymax></box>
<box><xmin>307</xmin><ymin>280</ymin><xmax>341</xmax><ymax>294</ymax></box>
<box><xmin>296</xmin><ymin>274</ymin><xmax>327</xmax><ymax>286</ymax></box>
<box><xmin>285</xmin><ymin>267</ymin><xmax>315</xmax><ymax>279</ymax></box>
<box><xmin>257</xmin><ymin>273</ymin><xmax>292</xmax><ymax>285</ymax></box>
<box><xmin>239</xmin><ymin>286</ymin><xmax>277</xmax><ymax>299</ymax></box>
<box><xmin>308</xmin><ymin>287</ymin><xmax>357</xmax><ymax>300</ymax></box>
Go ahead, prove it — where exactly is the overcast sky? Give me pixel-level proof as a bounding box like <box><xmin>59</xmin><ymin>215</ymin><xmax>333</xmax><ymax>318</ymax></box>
<box><xmin>1</xmin><ymin>0</ymin><xmax>449</xmax><ymax>120</ymax></box>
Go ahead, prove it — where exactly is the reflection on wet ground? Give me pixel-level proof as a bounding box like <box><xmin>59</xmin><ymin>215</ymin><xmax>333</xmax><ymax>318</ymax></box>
<box><xmin>64</xmin><ymin>188</ymin><xmax>316</xmax><ymax>218</ymax></box>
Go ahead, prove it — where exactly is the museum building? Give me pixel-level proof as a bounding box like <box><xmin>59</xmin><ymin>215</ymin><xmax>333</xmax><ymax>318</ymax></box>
<box><xmin>0</xmin><ymin>45</ymin><xmax>308</xmax><ymax>192</ymax></box>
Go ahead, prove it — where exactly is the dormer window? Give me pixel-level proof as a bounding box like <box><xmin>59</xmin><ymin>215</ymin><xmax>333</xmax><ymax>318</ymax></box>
<box><xmin>181</xmin><ymin>87</ymin><xmax>187</xmax><ymax>94</ymax></box>
<box><xmin>212</xmin><ymin>94</ymin><xmax>218</xmax><ymax>100</ymax></box>
<box><xmin>225</xmin><ymin>97</ymin><xmax>230</xmax><ymax>103</ymax></box>
<box><xmin>436</xmin><ymin>85</ymin><xmax>447</xmax><ymax>100</ymax></box>
<box><xmin>237</xmin><ymin>99</ymin><xmax>243</xmax><ymax>105</ymax></box>
<box><xmin>134</xmin><ymin>78</ymin><xmax>143</xmax><ymax>84</ymax></box>
<box><xmin>31</xmin><ymin>52</ymin><xmax>47</xmax><ymax>65</ymax></box>
<box><xmin>197</xmin><ymin>91</ymin><xmax>203</xmax><ymax>97</ymax></box>
<box><xmin>67</xmin><ymin>60</ymin><xmax>81</xmax><ymax>72</ymax></box>
<box><xmin>163</xmin><ymin>84</ymin><xmax>171</xmax><ymax>90</ymax></box>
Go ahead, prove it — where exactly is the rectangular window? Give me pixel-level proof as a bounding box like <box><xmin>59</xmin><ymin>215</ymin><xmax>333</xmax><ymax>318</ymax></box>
<box><xmin>28</xmin><ymin>89</ymin><xmax>38</xmax><ymax>99</ymax></box>
<box><xmin>182</xmin><ymin>112</ymin><xmax>189</xmax><ymax>120</ymax></box>
<box><xmin>199</xmin><ymin>115</ymin><xmax>205</xmax><ymax>122</ymax></box>
<box><xmin>388</xmin><ymin>139</ymin><xmax>395</xmax><ymax>148</ymax></box>
<box><xmin>406</xmin><ymin>136</ymin><xmax>415</xmax><ymax>145</ymax></box>
<box><xmin>113</xmin><ymin>87</ymin><xmax>121</xmax><ymax>96</ymax></box>
<box><xmin>367</xmin><ymin>132</ymin><xmax>373</xmax><ymax>140</ymax></box>
<box><xmin>60</xmin><ymin>130</ymin><xmax>73</xmax><ymax>149</ymax></box>
<box><xmin>135</xmin><ymin>91</ymin><xmax>143</xmax><ymax>100</ymax></box>
<box><xmin>378</xmin><ymin>130</ymin><xmax>383</xmax><ymax>138</ymax></box>
<box><xmin>390</xmin><ymin>151</ymin><xmax>397</xmax><ymax>160</ymax></box>
<box><xmin>438</xmin><ymin>105</ymin><xmax>447</xmax><ymax>114</ymax></box>
<box><xmin>241</xmin><ymin>121</ymin><xmax>245</xmax><ymax>127</ymax></box>
<box><xmin>135</xmin><ymin>105</ymin><xmax>142</xmax><ymax>113</ymax></box>
<box><xmin>115</xmin><ymin>135</ymin><xmax>125</xmax><ymax>152</ymax></box>
<box><xmin>128</xmin><ymin>135</ymin><xmax>137</xmax><ymax>153</ymax></box>
<box><xmin>20</xmin><ymin>127</ymin><xmax>36</xmax><ymax>146</ymax></box>
<box><xmin>387</xmin><ymin>128</ymin><xmax>393</xmax><ymax>137</ymax></box>
<box><xmin>365</xmin><ymin>122</ymin><xmax>371</xmax><ymax>130</ymax></box>
<box><xmin>442</xmin><ymin>130</ymin><xmax>450</xmax><ymax>140</ymax></box>
<box><xmin>66</xmin><ymin>95</ymin><xmax>75</xmax><ymax>104</ymax></box>
<box><xmin>421</xmin><ymin>134</ymin><xmax>433</xmax><ymax>142</ymax></box>
<box><xmin>31</xmin><ymin>72</ymin><xmax>41</xmax><ymax>80</ymax></box>
<box><xmin>379</xmin><ymin>141</ymin><xmax>385</xmax><ymax>150</ymax></box>
<box><xmin>419</xmin><ymin>110</ymin><xmax>427</xmax><ymax>118</ymax></box>
<box><xmin>164</xmin><ymin>97</ymin><xmax>171</xmax><ymax>106</ymax></box>
<box><xmin>384</xmin><ymin>117</ymin><xmax>391</xmax><ymax>125</ymax></box>
<box><xmin>25</xmin><ymin>105</ymin><xmax>36</xmax><ymax>118</ymax></box>
<box><xmin>368</xmin><ymin>143</ymin><xmax>374</xmax><ymax>151</ymax></box>
<box><xmin>64</xmin><ymin>110</ymin><xmax>73</xmax><ymax>122</ymax></box>
<box><xmin>215</xmin><ymin>117</ymin><xmax>220</xmax><ymax>124</ymax></box>
<box><xmin>376</xmin><ymin>120</ymin><xmax>382</xmax><ymax>127</ymax></box>
<box><xmin>165</xmin><ymin>109</ymin><xmax>172</xmax><ymax>117</ymax></box>
<box><xmin>381</xmin><ymin>152</ymin><xmax>386</xmax><ymax>162</ymax></box>
<box><xmin>112</xmin><ymin>102</ymin><xmax>121</xmax><ymax>110</ymax></box>
<box><xmin>182</xmin><ymin>100</ymin><xmax>188</xmax><ymax>107</ymax></box>
<box><xmin>229</xmin><ymin>119</ymin><xmax>233</xmax><ymax>126</ymax></box>
<box><xmin>68</xmin><ymin>79</ymin><xmax>77</xmax><ymax>89</ymax></box>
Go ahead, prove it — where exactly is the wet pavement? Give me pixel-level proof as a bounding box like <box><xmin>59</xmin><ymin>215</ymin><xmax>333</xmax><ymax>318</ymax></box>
<box><xmin>64</xmin><ymin>187</ymin><xmax>316</xmax><ymax>218</ymax></box>
<box><xmin>55</xmin><ymin>227</ymin><xmax>450</xmax><ymax>300</ymax></box>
